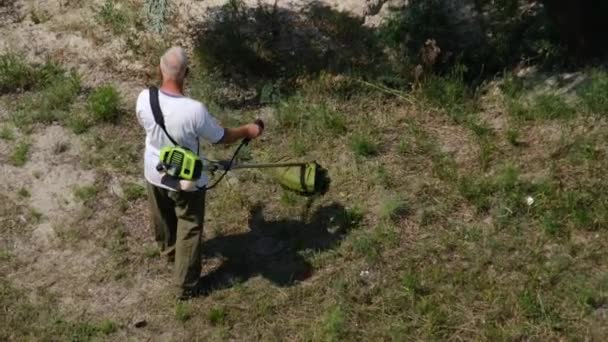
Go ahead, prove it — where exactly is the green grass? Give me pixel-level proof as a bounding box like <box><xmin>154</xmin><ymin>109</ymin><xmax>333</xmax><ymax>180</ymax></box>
<box><xmin>507</xmin><ymin>128</ymin><xmax>523</xmax><ymax>146</ymax></box>
<box><xmin>578</xmin><ymin>69</ymin><xmax>608</xmax><ymax>114</ymax></box>
<box><xmin>17</xmin><ymin>188</ymin><xmax>30</xmax><ymax>198</ymax></box>
<box><xmin>0</xmin><ymin>126</ymin><xmax>14</xmax><ymax>140</ymax></box>
<box><xmin>66</xmin><ymin>111</ymin><xmax>93</xmax><ymax>134</ymax></box>
<box><xmin>175</xmin><ymin>301</ymin><xmax>192</xmax><ymax>322</ymax></box>
<box><xmin>0</xmin><ymin>279</ymin><xmax>118</xmax><ymax>341</ymax></box>
<box><xmin>0</xmin><ymin>54</ymin><xmax>63</xmax><ymax>93</ymax></box>
<box><xmin>419</xmin><ymin>73</ymin><xmax>478</xmax><ymax>123</ymax></box>
<box><xmin>350</xmin><ymin>135</ymin><xmax>378</xmax><ymax>157</ymax></box>
<box><xmin>88</xmin><ymin>85</ymin><xmax>123</xmax><ymax>123</ymax></box>
<box><xmin>9</xmin><ymin>142</ymin><xmax>30</xmax><ymax>167</ymax></box>
<box><xmin>96</xmin><ymin>0</ymin><xmax>134</xmax><ymax>34</ymax></box>
<box><xmin>207</xmin><ymin>307</ymin><xmax>227</xmax><ymax>326</ymax></box>
<box><xmin>509</xmin><ymin>94</ymin><xmax>575</xmax><ymax>121</ymax></box>
<box><xmin>122</xmin><ymin>182</ymin><xmax>146</xmax><ymax>201</ymax></box>
<box><xmin>379</xmin><ymin>196</ymin><xmax>408</xmax><ymax>221</ymax></box>
<box><xmin>7</xmin><ymin>64</ymin><xmax>81</xmax><ymax>131</ymax></box>
<box><xmin>73</xmin><ymin>185</ymin><xmax>99</xmax><ymax>202</ymax></box>
<box><xmin>319</xmin><ymin>305</ymin><xmax>346</xmax><ymax>341</ymax></box>
<box><xmin>83</xmin><ymin>130</ymin><xmax>141</xmax><ymax>174</ymax></box>
<box><xmin>276</xmin><ymin>96</ymin><xmax>346</xmax><ymax>134</ymax></box>
<box><xmin>143</xmin><ymin>246</ymin><xmax>160</xmax><ymax>258</ymax></box>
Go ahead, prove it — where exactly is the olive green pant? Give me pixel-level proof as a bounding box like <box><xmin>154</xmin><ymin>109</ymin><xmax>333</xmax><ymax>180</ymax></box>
<box><xmin>147</xmin><ymin>183</ymin><xmax>206</xmax><ymax>291</ymax></box>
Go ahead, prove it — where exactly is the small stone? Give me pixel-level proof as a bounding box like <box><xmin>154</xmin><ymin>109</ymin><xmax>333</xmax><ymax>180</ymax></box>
<box><xmin>133</xmin><ymin>319</ymin><xmax>147</xmax><ymax>328</ymax></box>
<box><xmin>525</xmin><ymin>196</ymin><xmax>534</xmax><ymax>206</ymax></box>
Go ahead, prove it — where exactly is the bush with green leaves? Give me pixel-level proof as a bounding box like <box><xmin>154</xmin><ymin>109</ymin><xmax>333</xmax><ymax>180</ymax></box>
<box><xmin>88</xmin><ymin>85</ymin><xmax>123</xmax><ymax>123</ymax></box>
<box><xmin>379</xmin><ymin>0</ymin><xmax>564</xmax><ymax>80</ymax></box>
<box><xmin>195</xmin><ymin>0</ymin><xmax>384</xmax><ymax>101</ymax></box>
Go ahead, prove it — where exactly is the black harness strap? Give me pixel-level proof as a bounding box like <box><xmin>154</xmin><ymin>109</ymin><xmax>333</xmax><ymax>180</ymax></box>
<box><xmin>149</xmin><ymin>86</ymin><xmax>179</xmax><ymax>147</ymax></box>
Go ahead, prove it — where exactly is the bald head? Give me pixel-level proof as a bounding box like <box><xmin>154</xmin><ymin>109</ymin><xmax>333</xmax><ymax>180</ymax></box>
<box><xmin>160</xmin><ymin>47</ymin><xmax>188</xmax><ymax>82</ymax></box>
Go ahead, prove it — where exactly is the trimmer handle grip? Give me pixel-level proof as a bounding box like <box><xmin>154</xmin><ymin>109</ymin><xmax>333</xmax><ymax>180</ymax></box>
<box><xmin>243</xmin><ymin>119</ymin><xmax>265</xmax><ymax>145</ymax></box>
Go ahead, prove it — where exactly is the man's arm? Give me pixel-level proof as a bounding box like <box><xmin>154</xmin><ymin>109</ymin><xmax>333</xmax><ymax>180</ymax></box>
<box><xmin>217</xmin><ymin>122</ymin><xmax>263</xmax><ymax>144</ymax></box>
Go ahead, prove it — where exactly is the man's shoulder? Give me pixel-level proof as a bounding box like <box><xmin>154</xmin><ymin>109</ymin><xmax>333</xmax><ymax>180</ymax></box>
<box><xmin>176</xmin><ymin>96</ymin><xmax>209</xmax><ymax>117</ymax></box>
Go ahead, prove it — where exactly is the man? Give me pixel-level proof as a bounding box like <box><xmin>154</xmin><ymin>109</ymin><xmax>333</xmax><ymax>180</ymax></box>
<box><xmin>136</xmin><ymin>47</ymin><xmax>263</xmax><ymax>299</ymax></box>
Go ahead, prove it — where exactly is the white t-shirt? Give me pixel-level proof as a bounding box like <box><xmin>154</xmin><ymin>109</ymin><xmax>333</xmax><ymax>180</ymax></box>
<box><xmin>136</xmin><ymin>88</ymin><xmax>225</xmax><ymax>191</ymax></box>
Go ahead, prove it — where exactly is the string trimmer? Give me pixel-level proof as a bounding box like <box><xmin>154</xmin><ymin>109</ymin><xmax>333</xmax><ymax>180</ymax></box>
<box><xmin>157</xmin><ymin>120</ymin><xmax>330</xmax><ymax>196</ymax></box>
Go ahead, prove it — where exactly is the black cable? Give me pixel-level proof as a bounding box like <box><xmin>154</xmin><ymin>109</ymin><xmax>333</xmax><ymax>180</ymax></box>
<box><xmin>204</xmin><ymin>139</ymin><xmax>248</xmax><ymax>191</ymax></box>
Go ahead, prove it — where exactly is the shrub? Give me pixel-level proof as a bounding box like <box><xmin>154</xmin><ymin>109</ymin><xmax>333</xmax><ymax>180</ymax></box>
<box><xmin>89</xmin><ymin>85</ymin><xmax>122</xmax><ymax>123</ymax></box>
<box><xmin>195</xmin><ymin>0</ymin><xmax>384</xmax><ymax>102</ymax></box>
<box><xmin>379</xmin><ymin>0</ymin><xmax>563</xmax><ymax>79</ymax></box>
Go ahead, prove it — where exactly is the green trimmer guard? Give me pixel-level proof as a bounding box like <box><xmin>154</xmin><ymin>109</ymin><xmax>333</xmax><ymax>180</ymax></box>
<box><xmin>274</xmin><ymin>162</ymin><xmax>317</xmax><ymax>194</ymax></box>
<box><xmin>224</xmin><ymin>161</ymin><xmax>330</xmax><ymax>196</ymax></box>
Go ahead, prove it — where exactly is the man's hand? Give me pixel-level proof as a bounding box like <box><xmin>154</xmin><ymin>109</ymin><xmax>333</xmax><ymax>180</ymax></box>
<box><xmin>245</xmin><ymin>119</ymin><xmax>264</xmax><ymax>139</ymax></box>
<box><xmin>218</xmin><ymin>119</ymin><xmax>265</xmax><ymax>144</ymax></box>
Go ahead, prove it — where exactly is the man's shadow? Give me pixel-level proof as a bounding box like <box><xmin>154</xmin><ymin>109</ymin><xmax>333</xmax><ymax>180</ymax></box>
<box><xmin>198</xmin><ymin>202</ymin><xmax>355</xmax><ymax>294</ymax></box>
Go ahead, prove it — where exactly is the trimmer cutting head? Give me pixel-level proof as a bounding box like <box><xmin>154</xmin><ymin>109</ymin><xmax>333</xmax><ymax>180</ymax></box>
<box><xmin>274</xmin><ymin>162</ymin><xmax>330</xmax><ymax>196</ymax></box>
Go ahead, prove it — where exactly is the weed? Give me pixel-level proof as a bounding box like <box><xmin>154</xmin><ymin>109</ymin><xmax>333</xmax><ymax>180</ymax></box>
<box><xmin>17</xmin><ymin>188</ymin><xmax>30</xmax><ymax>198</ymax></box>
<box><xmin>89</xmin><ymin>85</ymin><xmax>122</xmax><ymax>123</ymax></box>
<box><xmin>0</xmin><ymin>249</ymin><xmax>11</xmax><ymax>261</ymax></box>
<box><xmin>419</xmin><ymin>72</ymin><xmax>477</xmax><ymax>123</ymax></box>
<box><xmin>122</xmin><ymin>182</ymin><xmax>146</xmax><ymax>201</ymax></box>
<box><xmin>352</xmin><ymin>232</ymin><xmax>381</xmax><ymax>263</ymax></box>
<box><xmin>350</xmin><ymin>135</ymin><xmax>378</xmax><ymax>157</ymax></box>
<box><xmin>276</xmin><ymin>96</ymin><xmax>346</xmax><ymax>135</ymax></box>
<box><xmin>207</xmin><ymin>307</ymin><xmax>227</xmax><ymax>326</ymax></box>
<box><xmin>380</xmin><ymin>196</ymin><xmax>408</xmax><ymax>221</ymax></box>
<box><xmin>73</xmin><ymin>185</ymin><xmax>99</xmax><ymax>202</ymax></box>
<box><xmin>9</xmin><ymin>142</ymin><xmax>30</xmax><ymax>167</ymax></box>
<box><xmin>30</xmin><ymin>7</ymin><xmax>51</xmax><ymax>24</ymax></box>
<box><xmin>402</xmin><ymin>273</ymin><xmax>429</xmax><ymax>297</ymax></box>
<box><xmin>98</xmin><ymin>319</ymin><xmax>117</xmax><ymax>335</ymax></box>
<box><xmin>66</xmin><ymin>112</ymin><xmax>93</xmax><ymax>134</ymax></box>
<box><xmin>578</xmin><ymin>69</ymin><xmax>608</xmax><ymax>114</ymax></box>
<box><xmin>320</xmin><ymin>305</ymin><xmax>346</xmax><ymax>341</ymax></box>
<box><xmin>280</xmin><ymin>190</ymin><xmax>300</xmax><ymax>206</ymax></box>
<box><xmin>542</xmin><ymin>213</ymin><xmax>563</xmax><ymax>236</ymax></box>
<box><xmin>36</xmin><ymin>71</ymin><xmax>81</xmax><ymax>112</ymax></box>
<box><xmin>397</xmin><ymin>138</ymin><xmax>410</xmax><ymax>155</ymax></box>
<box><xmin>175</xmin><ymin>301</ymin><xmax>192</xmax><ymax>322</ymax></box>
<box><xmin>96</xmin><ymin>0</ymin><xmax>131</xmax><ymax>34</ymax></box>
<box><xmin>375</xmin><ymin>165</ymin><xmax>392</xmax><ymax>188</ymax></box>
<box><xmin>531</xmin><ymin>94</ymin><xmax>575</xmax><ymax>120</ymax></box>
<box><xmin>53</xmin><ymin>141</ymin><xmax>70</xmax><ymax>155</ymax></box>
<box><xmin>0</xmin><ymin>54</ymin><xmax>34</xmax><ymax>93</ymax></box>
<box><xmin>507</xmin><ymin>128</ymin><xmax>522</xmax><ymax>147</ymax></box>
<box><xmin>500</xmin><ymin>73</ymin><xmax>525</xmax><ymax>98</ymax></box>
<box><xmin>344</xmin><ymin>206</ymin><xmax>364</xmax><ymax>227</ymax></box>
<box><xmin>478</xmin><ymin>139</ymin><xmax>495</xmax><ymax>171</ymax></box>
<box><xmin>289</xmin><ymin>139</ymin><xmax>308</xmax><ymax>157</ymax></box>
<box><xmin>143</xmin><ymin>246</ymin><xmax>160</xmax><ymax>258</ymax></box>
<box><xmin>0</xmin><ymin>126</ymin><xmax>14</xmax><ymax>140</ymax></box>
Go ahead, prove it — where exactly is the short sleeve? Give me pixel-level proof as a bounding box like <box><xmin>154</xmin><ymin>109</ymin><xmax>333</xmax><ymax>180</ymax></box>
<box><xmin>195</xmin><ymin>104</ymin><xmax>225</xmax><ymax>144</ymax></box>
<box><xmin>135</xmin><ymin>90</ymin><xmax>147</xmax><ymax>127</ymax></box>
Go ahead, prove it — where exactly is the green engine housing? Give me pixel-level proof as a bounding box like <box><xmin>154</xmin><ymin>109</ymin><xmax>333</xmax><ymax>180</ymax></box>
<box><xmin>158</xmin><ymin>146</ymin><xmax>203</xmax><ymax>181</ymax></box>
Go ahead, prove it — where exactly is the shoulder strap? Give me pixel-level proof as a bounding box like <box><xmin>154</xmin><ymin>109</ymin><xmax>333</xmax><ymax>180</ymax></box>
<box><xmin>149</xmin><ymin>86</ymin><xmax>179</xmax><ymax>146</ymax></box>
